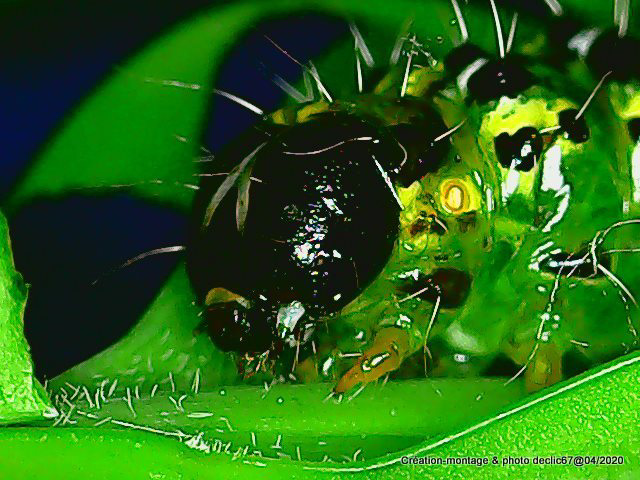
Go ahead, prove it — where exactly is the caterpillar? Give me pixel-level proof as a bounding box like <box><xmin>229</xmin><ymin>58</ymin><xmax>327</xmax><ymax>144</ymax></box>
<box><xmin>10</xmin><ymin>0</ymin><xmax>638</xmax><ymax>401</ymax></box>
<box><xmin>182</xmin><ymin>0</ymin><xmax>640</xmax><ymax>396</ymax></box>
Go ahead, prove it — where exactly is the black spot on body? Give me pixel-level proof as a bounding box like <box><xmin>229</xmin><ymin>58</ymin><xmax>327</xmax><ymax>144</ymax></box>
<box><xmin>494</xmin><ymin>127</ymin><xmax>542</xmax><ymax>171</ymax></box>
<box><xmin>540</xmin><ymin>249</ymin><xmax>611</xmax><ymax>278</ymax></box>
<box><xmin>483</xmin><ymin>353</ymin><xmax>521</xmax><ymax>377</ymax></box>
<box><xmin>468</xmin><ymin>59</ymin><xmax>535</xmax><ymax>103</ymax></box>
<box><xmin>562</xmin><ymin>350</ymin><xmax>592</xmax><ymax>378</ymax></box>
<box><xmin>558</xmin><ymin>108</ymin><xmax>589</xmax><ymax>143</ymax></box>
<box><xmin>628</xmin><ymin>118</ymin><xmax>640</xmax><ymax>142</ymax></box>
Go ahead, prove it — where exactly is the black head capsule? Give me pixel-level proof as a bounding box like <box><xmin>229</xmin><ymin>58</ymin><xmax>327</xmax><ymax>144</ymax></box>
<box><xmin>494</xmin><ymin>132</ymin><xmax>514</xmax><ymax>169</ymax></box>
<box><xmin>187</xmin><ymin>112</ymin><xmax>403</xmax><ymax>355</ymax></box>
<box><xmin>494</xmin><ymin>127</ymin><xmax>542</xmax><ymax>171</ymax></box>
<box><xmin>558</xmin><ymin>108</ymin><xmax>589</xmax><ymax>143</ymax></box>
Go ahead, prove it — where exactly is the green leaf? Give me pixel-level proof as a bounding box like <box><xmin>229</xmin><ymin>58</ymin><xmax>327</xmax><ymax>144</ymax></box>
<box><xmin>0</xmin><ymin>211</ymin><xmax>56</xmax><ymax>424</ymax></box>
<box><xmin>6</xmin><ymin>3</ymin><xmax>270</xmax><ymax>211</ymax></box>
<box><xmin>1</xmin><ymin>352</ymin><xmax>638</xmax><ymax>478</ymax></box>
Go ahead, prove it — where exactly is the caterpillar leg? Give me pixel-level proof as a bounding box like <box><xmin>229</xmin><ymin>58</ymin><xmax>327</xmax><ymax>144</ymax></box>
<box><xmin>334</xmin><ymin>327</ymin><xmax>412</xmax><ymax>394</ymax></box>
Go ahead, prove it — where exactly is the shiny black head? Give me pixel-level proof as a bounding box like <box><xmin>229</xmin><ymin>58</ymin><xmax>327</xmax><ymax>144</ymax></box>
<box><xmin>188</xmin><ymin>112</ymin><xmax>410</xmax><ymax>355</ymax></box>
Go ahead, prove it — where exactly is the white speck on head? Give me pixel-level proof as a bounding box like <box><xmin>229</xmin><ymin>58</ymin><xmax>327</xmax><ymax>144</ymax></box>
<box><xmin>276</xmin><ymin>301</ymin><xmax>306</xmax><ymax>335</ymax></box>
<box><xmin>472</xmin><ymin>170</ymin><xmax>483</xmax><ymax>187</ymax></box>
<box><xmin>321</xmin><ymin>356</ymin><xmax>334</xmax><ymax>376</ymax></box>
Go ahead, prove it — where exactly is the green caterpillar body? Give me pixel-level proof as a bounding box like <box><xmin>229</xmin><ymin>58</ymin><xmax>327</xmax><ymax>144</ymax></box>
<box><xmin>283</xmin><ymin>6</ymin><xmax>640</xmax><ymax>393</ymax></box>
<box><xmin>188</xmin><ymin>1</ymin><xmax>640</xmax><ymax>395</ymax></box>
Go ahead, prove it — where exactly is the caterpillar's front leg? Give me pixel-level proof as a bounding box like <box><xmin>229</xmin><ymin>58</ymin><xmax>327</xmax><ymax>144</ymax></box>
<box><xmin>334</xmin><ymin>327</ymin><xmax>414</xmax><ymax>394</ymax></box>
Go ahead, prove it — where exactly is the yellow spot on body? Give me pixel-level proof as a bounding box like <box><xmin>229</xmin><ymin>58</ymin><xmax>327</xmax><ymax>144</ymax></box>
<box><xmin>439</xmin><ymin>177</ymin><xmax>480</xmax><ymax>214</ymax></box>
<box><xmin>445</xmin><ymin>185</ymin><xmax>464</xmax><ymax>211</ymax></box>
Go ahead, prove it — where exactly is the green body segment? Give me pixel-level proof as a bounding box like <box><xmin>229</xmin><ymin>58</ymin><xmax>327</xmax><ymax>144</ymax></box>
<box><xmin>307</xmin><ymin>40</ymin><xmax>640</xmax><ymax>388</ymax></box>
